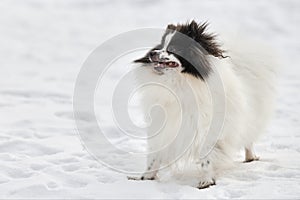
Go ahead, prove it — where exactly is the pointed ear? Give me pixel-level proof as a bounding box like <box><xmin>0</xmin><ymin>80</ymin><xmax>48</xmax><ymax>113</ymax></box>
<box><xmin>167</xmin><ymin>24</ymin><xmax>176</xmax><ymax>30</ymax></box>
<box><xmin>189</xmin><ymin>20</ymin><xmax>199</xmax><ymax>34</ymax></box>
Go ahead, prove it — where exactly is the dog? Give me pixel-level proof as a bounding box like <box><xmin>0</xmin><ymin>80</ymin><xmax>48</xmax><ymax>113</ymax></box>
<box><xmin>130</xmin><ymin>20</ymin><xmax>277</xmax><ymax>189</ymax></box>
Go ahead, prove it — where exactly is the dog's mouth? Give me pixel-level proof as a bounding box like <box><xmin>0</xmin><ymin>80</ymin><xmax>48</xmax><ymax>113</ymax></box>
<box><xmin>154</xmin><ymin>61</ymin><xmax>179</xmax><ymax>68</ymax></box>
<box><xmin>152</xmin><ymin>60</ymin><xmax>180</xmax><ymax>74</ymax></box>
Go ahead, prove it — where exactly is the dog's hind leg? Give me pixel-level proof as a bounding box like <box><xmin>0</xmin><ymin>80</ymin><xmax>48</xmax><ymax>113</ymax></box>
<box><xmin>244</xmin><ymin>144</ymin><xmax>260</xmax><ymax>162</ymax></box>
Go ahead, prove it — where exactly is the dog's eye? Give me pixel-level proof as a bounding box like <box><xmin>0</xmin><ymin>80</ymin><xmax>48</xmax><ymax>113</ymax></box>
<box><xmin>167</xmin><ymin>46</ymin><xmax>176</xmax><ymax>53</ymax></box>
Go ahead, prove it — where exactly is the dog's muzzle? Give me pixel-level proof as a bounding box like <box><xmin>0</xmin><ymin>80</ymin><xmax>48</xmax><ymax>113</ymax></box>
<box><xmin>149</xmin><ymin>50</ymin><xmax>180</xmax><ymax>74</ymax></box>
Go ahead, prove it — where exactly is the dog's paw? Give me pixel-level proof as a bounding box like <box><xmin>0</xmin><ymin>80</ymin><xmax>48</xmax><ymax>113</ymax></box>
<box><xmin>197</xmin><ymin>178</ymin><xmax>216</xmax><ymax>189</ymax></box>
<box><xmin>244</xmin><ymin>156</ymin><xmax>260</xmax><ymax>163</ymax></box>
<box><xmin>141</xmin><ymin>175</ymin><xmax>156</xmax><ymax>180</ymax></box>
<box><xmin>196</xmin><ymin>159</ymin><xmax>216</xmax><ymax>189</ymax></box>
<box><xmin>127</xmin><ymin>176</ymin><xmax>141</xmax><ymax>180</ymax></box>
<box><xmin>245</xmin><ymin>147</ymin><xmax>260</xmax><ymax>163</ymax></box>
<box><xmin>127</xmin><ymin>175</ymin><xmax>157</xmax><ymax>181</ymax></box>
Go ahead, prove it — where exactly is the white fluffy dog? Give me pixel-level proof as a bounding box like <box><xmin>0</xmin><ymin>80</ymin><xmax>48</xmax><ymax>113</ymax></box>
<box><xmin>131</xmin><ymin>20</ymin><xmax>277</xmax><ymax>189</ymax></box>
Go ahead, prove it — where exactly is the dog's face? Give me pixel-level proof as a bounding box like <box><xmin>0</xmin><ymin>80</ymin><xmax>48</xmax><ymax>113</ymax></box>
<box><xmin>134</xmin><ymin>31</ymin><xmax>184</xmax><ymax>76</ymax></box>
<box><xmin>134</xmin><ymin>20</ymin><xmax>226</xmax><ymax>80</ymax></box>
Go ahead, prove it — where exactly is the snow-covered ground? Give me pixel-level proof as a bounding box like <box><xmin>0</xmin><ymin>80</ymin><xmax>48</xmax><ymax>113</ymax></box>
<box><xmin>0</xmin><ymin>0</ymin><xmax>300</xmax><ymax>198</ymax></box>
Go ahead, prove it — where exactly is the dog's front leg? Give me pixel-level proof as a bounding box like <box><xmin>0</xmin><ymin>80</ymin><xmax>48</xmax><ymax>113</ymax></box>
<box><xmin>196</xmin><ymin>157</ymin><xmax>216</xmax><ymax>189</ymax></box>
<box><xmin>128</xmin><ymin>153</ymin><xmax>161</xmax><ymax>181</ymax></box>
<box><xmin>141</xmin><ymin>153</ymin><xmax>161</xmax><ymax>180</ymax></box>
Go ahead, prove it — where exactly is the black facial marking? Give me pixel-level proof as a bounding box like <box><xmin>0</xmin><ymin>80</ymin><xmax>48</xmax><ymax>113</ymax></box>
<box><xmin>174</xmin><ymin>20</ymin><xmax>226</xmax><ymax>59</ymax></box>
<box><xmin>134</xmin><ymin>20</ymin><xmax>227</xmax><ymax>80</ymax></box>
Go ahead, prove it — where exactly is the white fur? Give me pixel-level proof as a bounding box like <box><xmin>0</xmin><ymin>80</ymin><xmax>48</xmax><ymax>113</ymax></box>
<box><xmin>133</xmin><ymin>37</ymin><xmax>277</xmax><ymax>187</ymax></box>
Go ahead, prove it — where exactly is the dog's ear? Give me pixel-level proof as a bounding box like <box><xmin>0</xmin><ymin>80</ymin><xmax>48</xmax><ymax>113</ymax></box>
<box><xmin>167</xmin><ymin>24</ymin><xmax>176</xmax><ymax>31</ymax></box>
<box><xmin>189</xmin><ymin>20</ymin><xmax>199</xmax><ymax>35</ymax></box>
<box><xmin>187</xmin><ymin>20</ymin><xmax>227</xmax><ymax>58</ymax></box>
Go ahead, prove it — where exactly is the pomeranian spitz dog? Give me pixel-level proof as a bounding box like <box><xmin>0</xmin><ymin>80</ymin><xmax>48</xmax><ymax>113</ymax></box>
<box><xmin>131</xmin><ymin>20</ymin><xmax>277</xmax><ymax>189</ymax></box>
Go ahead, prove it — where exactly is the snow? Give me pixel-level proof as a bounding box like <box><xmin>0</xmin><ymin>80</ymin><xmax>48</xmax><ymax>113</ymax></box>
<box><xmin>0</xmin><ymin>0</ymin><xmax>300</xmax><ymax>198</ymax></box>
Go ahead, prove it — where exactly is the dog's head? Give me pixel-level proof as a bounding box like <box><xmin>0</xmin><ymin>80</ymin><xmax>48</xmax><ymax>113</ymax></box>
<box><xmin>134</xmin><ymin>20</ymin><xmax>226</xmax><ymax>80</ymax></box>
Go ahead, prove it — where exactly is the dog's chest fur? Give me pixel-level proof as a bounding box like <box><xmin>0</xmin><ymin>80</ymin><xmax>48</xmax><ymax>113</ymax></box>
<box><xmin>134</xmin><ymin>66</ymin><xmax>214</xmax><ymax>163</ymax></box>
